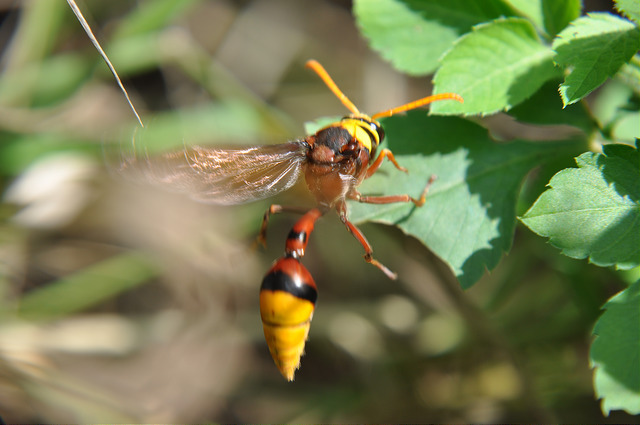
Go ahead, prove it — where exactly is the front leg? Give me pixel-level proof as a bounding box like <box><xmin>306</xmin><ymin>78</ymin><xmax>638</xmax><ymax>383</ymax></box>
<box><xmin>365</xmin><ymin>148</ymin><xmax>407</xmax><ymax>178</ymax></box>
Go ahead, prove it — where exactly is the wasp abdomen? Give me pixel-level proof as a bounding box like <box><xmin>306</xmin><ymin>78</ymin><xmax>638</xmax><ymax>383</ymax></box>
<box><xmin>260</xmin><ymin>256</ymin><xmax>317</xmax><ymax>381</ymax></box>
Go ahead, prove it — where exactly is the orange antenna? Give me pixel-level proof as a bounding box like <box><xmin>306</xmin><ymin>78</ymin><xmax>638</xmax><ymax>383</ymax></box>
<box><xmin>306</xmin><ymin>60</ymin><xmax>361</xmax><ymax>115</ymax></box>
<box><xmin>371</xmin><ymin>93</ymin><xmax>463</xmax><ymax>120</ymax></box>
<box><xmin>306</xmin><ymin>59</ymin><xmax>463</xmax><ymax>119</ymax></box>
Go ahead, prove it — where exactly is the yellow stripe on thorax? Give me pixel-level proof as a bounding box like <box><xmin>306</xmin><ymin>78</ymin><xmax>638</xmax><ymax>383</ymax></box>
<box><xmin>320</xmin><ymin>115</ymin><xmax>380</xmax><ymax>153</ymax></box>
<box><xmin>338</xmin><ymin>117</ymin><xmax>379</xmax><ymax>152</ymax></box>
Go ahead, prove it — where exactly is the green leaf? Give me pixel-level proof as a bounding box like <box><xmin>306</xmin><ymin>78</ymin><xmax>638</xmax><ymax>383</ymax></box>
<box><xmin>615</xmin><ymin>0</ymin><xmax>640</xmax><ymax>25</ymax></box>
<box><xmin>348</xmin><ymin>113</ymin><xmax>571</xmax><ymax>288</ymax></box>
<box><xmin>18</xmin><ymin>252</ymin><xmax>158</xmax><ymax>321</ymax></box>
<box><xmin>611</xmin><ymin>113</ymin><xmax>640</xmax><ymax>143</ymax></box>
<box><xmin>507</xmin><ymin>80</ymin><xmax>595</xmax><ymax>133</ymax></box>
<box><xmin>541</xmin><ymin>0</ymin><xmax>582</xmax><ymax>37</ymax></box>
<box><xmin>591</xmin><ymin>280</ymin><xmax>640</xmax><ymax>415</ymax></box>
<box><xmin>503</xmin><ymin>0</ymin><xmax>545</xmax><ymax>30</ymax></box>
<box><xmin>553</xmin><ymin>13</ymin><xmax>640</xmax><ymax>106</ymax></box>
<box><xmin>592</xmin><ymin>79</ymin><xmax>635</xmax><ymax>129</ymax></box>
<box><xmin>591</xmin><ymin>80</ymin><xmax>640</xmax><ymax>144</ymax></box>
<box><xmin>353</xmin><ymin>0</ymin><xmax>516</xmax><ymax>75</ymax></box>
<box><xmin>432</xmin><ymin>18</ymin><xmax>560</xmax><ymax>116</ymax></box>
<box><xmin>521</xmin><ymin>141</ymin><xmax>640</xmax><ymax>269</ymax></box>
<box><xmin>504</xmin><ymin>0</ymin><xmax>582</xmax><ymax>36</ymax></box>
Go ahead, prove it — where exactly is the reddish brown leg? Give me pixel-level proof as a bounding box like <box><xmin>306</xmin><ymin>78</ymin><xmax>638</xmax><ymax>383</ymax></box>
<box><xmin>365</xmin><ymin>148</ymin><xmax>407</xmax><ymax>178</ymax></box>
<box><xmin>336</xmin><ymin>201</ymin><xmax>397</xmax><ymax>280</ymax></box>
<box><xmin>256</xmin><ymin>204</ymin><xmax>310</xmax><ymax>248</ymax></box>
<box><xmin>350</xmin><ymin>174</ymin><xmax>437</xmax><ymax>207</ymax></box>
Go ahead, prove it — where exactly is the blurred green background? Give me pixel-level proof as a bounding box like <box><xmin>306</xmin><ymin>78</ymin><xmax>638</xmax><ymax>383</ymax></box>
<box><xmin>0</xmin><ymin>0</ymin><xmax>636</xmax><ymax>422</ymax></box>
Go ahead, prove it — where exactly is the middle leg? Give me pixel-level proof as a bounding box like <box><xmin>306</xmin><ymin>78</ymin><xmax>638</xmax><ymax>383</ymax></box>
<box><xmin>349</xmin><ymin>174</ymin><xmax>437</xmax><ymax>207</ymax></box>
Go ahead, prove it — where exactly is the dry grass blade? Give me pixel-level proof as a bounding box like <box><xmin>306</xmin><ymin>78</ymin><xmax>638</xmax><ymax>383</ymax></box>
<box><xmin>66</xmin><ymin>0</ymin><xmax>144</xmax><ymax>128</ymax></box>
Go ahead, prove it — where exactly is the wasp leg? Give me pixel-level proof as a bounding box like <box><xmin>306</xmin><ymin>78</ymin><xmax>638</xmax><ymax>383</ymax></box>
<box><xmin>256</xmin><ymin>205</ymin><xmax>314</xmax><ymax>248</ymax></box>
<box><xmin>365</xmin><ymin>148</ymin><xmax>408</xmax><ymax>178</ymax></box>
<box><xmin>336</xmin><ymin>201</ymin><xmax>397</xmax><ymax>280</ymax></box>
<box><xmin>350</xmin><ymin>174</ymin><xmax>436</xmax><ymax>207</ymax></box>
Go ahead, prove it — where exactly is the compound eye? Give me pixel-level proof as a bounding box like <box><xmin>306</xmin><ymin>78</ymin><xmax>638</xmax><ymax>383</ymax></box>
<box><xmin>370</xmin><ymin>121</ymin><xmax>385</xmax><ymax>143</ymax></box>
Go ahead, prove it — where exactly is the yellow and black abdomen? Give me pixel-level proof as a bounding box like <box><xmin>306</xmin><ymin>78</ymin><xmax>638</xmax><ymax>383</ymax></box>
<box><xmin>260</xmin><ymin>256</ymin><xmax>317</xmax><ymax>381</ymax></box>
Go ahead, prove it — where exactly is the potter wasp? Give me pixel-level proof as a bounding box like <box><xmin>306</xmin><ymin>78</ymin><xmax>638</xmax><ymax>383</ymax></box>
<box><xmin>124</xmin><ymin>60</ymin><xmax>462</xmax><ymax>381</ymax></box>
<box><xmin>67</xmin><ymin>0</ymin><xmax>463</xmax><ymax>387</ymax></box>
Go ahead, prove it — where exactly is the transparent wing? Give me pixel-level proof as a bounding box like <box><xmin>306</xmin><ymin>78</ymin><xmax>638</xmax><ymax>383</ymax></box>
<box><xmin>121</xmin><ymin>141</ymin><xmax>308</xmax><ymax>205</ymax></box>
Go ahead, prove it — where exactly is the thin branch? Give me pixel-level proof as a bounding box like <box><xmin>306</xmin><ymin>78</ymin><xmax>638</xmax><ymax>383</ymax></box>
<box><xmin>66</xmin><ymin>0</ymin><xmax>144</xmax><ymax>128</ymax></box>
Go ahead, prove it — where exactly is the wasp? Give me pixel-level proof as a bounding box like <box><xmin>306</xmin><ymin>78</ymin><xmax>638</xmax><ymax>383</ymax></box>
<box><xmin>127</xmin><ymin>60</ymin><xmax>462</xmax><ymax>381</ymax></box>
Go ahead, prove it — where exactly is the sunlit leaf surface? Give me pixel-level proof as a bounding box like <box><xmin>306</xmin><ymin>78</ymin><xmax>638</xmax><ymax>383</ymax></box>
<box><xmin>348</xmin><ymin>113</ymin><xmax>570</xmax><ymax>288</ymax></box>
<box><xmin>521</xmin><ymin>141</ymin><xmax>640</xmax><ymax>269</ymax></box>
<box><xmin>354</xmin><ymin>0</ymin><xmax>516</xmax><ymax>75</ymax></box>
<box><xmin>432</xmin><ymin>18</ymin><xmax>560</xmax><ymax>115</ymax></box>
<box><xmin>553</xmin><ymin>13</ymin><xmax>640</xmax><ymax>106</ymax></box>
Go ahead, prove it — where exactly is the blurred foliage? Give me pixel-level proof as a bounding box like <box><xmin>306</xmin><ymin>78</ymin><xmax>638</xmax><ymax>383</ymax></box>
<box><xmin>0</xmin><ymin>0</ymin><xmax>637</xmax><ymax>423</ymax></box>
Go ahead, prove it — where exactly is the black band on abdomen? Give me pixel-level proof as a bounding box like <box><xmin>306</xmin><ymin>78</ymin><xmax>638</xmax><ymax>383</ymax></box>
<box><xmin>261</xmin><ymin>270</ymin><xmax>317</xmax><ymax>304</ymax></box>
